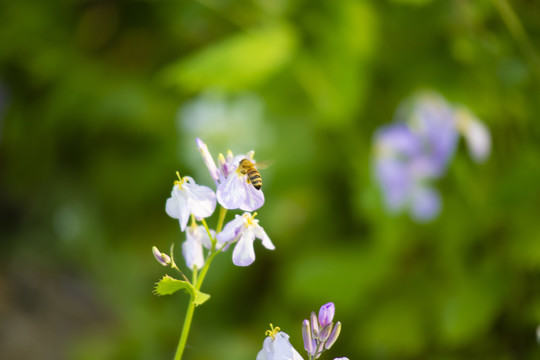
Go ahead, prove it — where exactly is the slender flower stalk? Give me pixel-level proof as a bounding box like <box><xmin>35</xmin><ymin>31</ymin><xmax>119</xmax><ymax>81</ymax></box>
<box><xmin>172</xmin><ymin>205</ymin><xmax>229</xmax><ymax>360</ymax></box>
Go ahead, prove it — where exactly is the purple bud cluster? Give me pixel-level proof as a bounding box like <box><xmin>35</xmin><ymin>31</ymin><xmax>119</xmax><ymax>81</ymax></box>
<box><xmin>302</xmin><ymin>302</ymin><xmax>342</xmax><ymax>359</ymax></box>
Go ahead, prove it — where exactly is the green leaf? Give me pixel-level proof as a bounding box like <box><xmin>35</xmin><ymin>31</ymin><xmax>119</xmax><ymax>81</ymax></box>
<box><xmin>160</xmin><ymin>22</ymin><xmax>297</xmax><ymax>92</ymax></box>
<box><xmin>153</xmin><ymin>275</ymin><xmax>211</xmax><ymax>306</ymax></box>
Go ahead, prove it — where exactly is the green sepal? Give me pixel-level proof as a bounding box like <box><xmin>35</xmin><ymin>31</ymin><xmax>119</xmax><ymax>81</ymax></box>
<box><xmin>153</xmin><ymin>275</ymin><xmax>211</xmax><ymax>306</ymax></box>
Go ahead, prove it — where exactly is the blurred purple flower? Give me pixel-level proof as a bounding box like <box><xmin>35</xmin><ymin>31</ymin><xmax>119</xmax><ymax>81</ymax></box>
<box><xmin>404</xmin><ymin>93</ymin><xmax>459</xmax><ymax>177</ymax></box>
<box><xmin>373</xmin><ymin>92</ymin><xmax>490</xmax><ymax>222</ymax></box>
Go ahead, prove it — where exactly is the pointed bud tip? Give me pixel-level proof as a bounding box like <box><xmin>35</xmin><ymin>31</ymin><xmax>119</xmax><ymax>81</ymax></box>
<box><xmin>310</xmin><ymin>311</ymin><xmax>319</xmax><ymax>336</ymax></box>
<box><xmin>318</xmin><ymin>302</ymin><xmax>335</xmax><ymax>327</ymax></box>
<box><xmin>325</xmin><ymin>321</ymin><xmax>341</xmax><ymax>350</ymax></box>
<box><xmin>152</xmin><ymin>246</ymin><xmax>171</xmax><ymax>266</ymax></box>
<box><xmin>302</xmin><ymin>319</ymin><xmax>314</xmax><ymax>354</ymax></box>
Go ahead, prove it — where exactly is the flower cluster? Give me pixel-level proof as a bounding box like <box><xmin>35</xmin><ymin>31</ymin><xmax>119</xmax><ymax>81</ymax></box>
<box><xmin>155</xmin><ymin>138</ymin><xmax>274</xmax><ymax>269</ymax></box>
<box><xmin>258</xmin><ymin>303</ymin><xmax>348</xmax><ymax>360</ymax></box>
<box><xmin>372</xmin><ymin>92</ymin><xmax>491</xmax><ymax>222</ymax></box>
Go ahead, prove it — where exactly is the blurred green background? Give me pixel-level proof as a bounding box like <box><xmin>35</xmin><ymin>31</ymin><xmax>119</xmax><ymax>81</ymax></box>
<box><xmin>1</xmin><ymin>0</ymin><xmax>540</xmax><ymax>359</ymax></box>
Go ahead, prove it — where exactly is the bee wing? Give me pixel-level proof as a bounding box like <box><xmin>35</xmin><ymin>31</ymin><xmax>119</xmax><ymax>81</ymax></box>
<box><xmin>254</xmin><ymin>159</ymin><xmax>275</xmax><ymax>170</ymax></box>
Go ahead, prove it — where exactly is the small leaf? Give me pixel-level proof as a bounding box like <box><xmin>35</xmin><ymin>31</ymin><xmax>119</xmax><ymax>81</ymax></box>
<box><xmin>153</xmin><ymin>275</ymin><xmax>211</xmax><ymax>306</ymax></box>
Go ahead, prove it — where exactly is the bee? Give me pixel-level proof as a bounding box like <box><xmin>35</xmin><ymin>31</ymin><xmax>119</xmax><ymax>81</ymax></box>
<box><xmin>238</xmin><ymin>158</ymin><xmax>263</xmax><ymax>190</ymax></box>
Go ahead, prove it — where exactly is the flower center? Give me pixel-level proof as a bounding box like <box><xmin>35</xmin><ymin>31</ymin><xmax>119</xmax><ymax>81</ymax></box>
<box><xmin>244</xmin><ymin>212</ymin><xmax>257</xmax><ymax>227</ymax></box>
<box><xmin>174</xmin><ymin>171</ymin><xmax>187</xmax><ymax>189</ymax></box>
<box><xmin>265</xmin><ymin>323</ymin><xmax>280</xmax><ymax>340</ymax></box>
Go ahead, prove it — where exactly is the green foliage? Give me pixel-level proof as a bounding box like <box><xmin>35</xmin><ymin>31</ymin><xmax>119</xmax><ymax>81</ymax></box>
<box><xmin>154</xmin><ymin>275</ymin><xmax>211</xmax><ymax>306</ymax></box>
<box><xmin>161</xmin><ymin>22</ymin><xmax>298</xmax><ymax>92</ymax></box>
<box><xmin>1</xmin><ymin>0</ymin><xmax>540</xmax><ymax>359</ymax></box>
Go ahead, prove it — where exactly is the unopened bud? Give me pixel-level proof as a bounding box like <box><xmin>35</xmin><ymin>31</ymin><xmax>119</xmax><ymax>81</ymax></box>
<box><xmin>152</xmin><ymin>246</ymin><xmax>171</xmax><ymax>266</ymax></box>
<box><xmin>320</xmin><ymin>323</ymin><xmax>333</xmax><ymax>342</ymax></box>
<box><xmin>310</xmin><ymin>311</ymin><xmax>319</xmax><ymax>338</ymax></box>
<box><xmin>196</xmin><ymin>138</ymin><xmax>219</xmax><ymax>182</ymax></box>
<box><xmin>325</xmin><ymin>321</ymin><xmax>341</xmax><ymax>349</ymax></box>
<box><xmin>302</xmin><ymin>319</ymin><xmax>315</xmax><ymax>355</ymax></box>
<box><xmin>318</xmin><ymin>302</ymin><xmax>335</xmax><ymax>327</ymax></box>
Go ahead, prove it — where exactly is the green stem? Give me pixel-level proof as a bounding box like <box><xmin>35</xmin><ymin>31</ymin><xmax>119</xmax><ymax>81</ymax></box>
<box><xmin>171</xmin><ymin>208</ymin><xmax>227</xmax><ymax>359</ymax></box>
<box><xmin>174</xmin><ymin>300</ymin><xmax>196</xmax><ymax>360</ymax></box>
<box><xmin>216</xmin><ymin>206</ymin><xmax>228</xmax><ymax>233</ymax></box>
<box><xmin>200</xmin><ymin>218</ymin><xmax>214</xmax><ymax>246</ymax></box>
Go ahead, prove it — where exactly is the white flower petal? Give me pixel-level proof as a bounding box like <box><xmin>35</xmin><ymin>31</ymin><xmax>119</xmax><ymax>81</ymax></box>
<box><xmin>256</xmin><ymin>337</ymin><xmax>273</xmax><ymax>360</ymax></box>
<box><xmin>232</xmin><ymin>228</ymin><xmax>256</xmax><ymax>266</ymax></box>
<box><xmin>165</xmin><ymin>188</ymin><xmax>183</xmax><ymax>218</ymax></box>
<box><xmin>257</xmin><ymin>332</ymin><xmax>304</xmax><ymax>360</ymax></box>
<box><xmin>464</xmin><ymin>118</ymin><xmax>491</xmax><ymax>163</ymax></box>
<box><xmin>217</xmin><ymin>173</ymin><xmax>246</xmax><ymax>209</ymax></box>
<box><xmin>165</xmin><ymin>188</ymin><xmax>190</xmax><ymax>231</ymax></box>
<box><xmin>216</xmin><ymin>215</ymin><xmax>244</xmax><ymax>244</ymax></box>
<box><xmin>196</xmin><ymin>138</ymin><xmax>220</xmax><ymax>183</ymax></box>
<box><xmin>259</xmin><ymin>332</ymin><xmax>304</xmax><ymax>360</ymax></box>
<box><xmin>240</xmin><ymin>181</ymin><xmax>265</xmax><ymax>211</ymax></box>
<box><xmin>197</xmin><ymin>226</ymin><xmax>216</xmax><ymax>250</ymax></box>
<box><xmin>185</xmin><ymin>183</ymin><xmax>216</xmax><ymax>219</ymax></box>
<box><xmin>455</xmin><ymin>108</ymin><xmax>491</xmax><ymax>163</ymax></box>
<box><xmin>253</xmin><ymin>223</ymin><xmax>275</xmax><ymax>250</ymax></box>
<box><xmin>183</xmin><ymin>229</ymin><xmax>205</xmax><ymax>270</ymax></box>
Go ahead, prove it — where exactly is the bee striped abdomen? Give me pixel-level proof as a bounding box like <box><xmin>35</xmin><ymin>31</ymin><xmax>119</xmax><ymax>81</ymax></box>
<box><xmin>247</xmin><ymin>168</ymin><xmax>262</xmax><ymax>190</ymax></box>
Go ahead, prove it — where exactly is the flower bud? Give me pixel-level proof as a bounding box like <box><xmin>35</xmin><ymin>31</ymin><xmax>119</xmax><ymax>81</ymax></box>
<box><xmin>302</xmin><ymin>319</ymin><xmax>315</xmax><ymax>355</ymax></box>
<box><xmin>196</xmin><ymin>138</ymin><xmax>219</xmax><ymax>182</ymax></box>
<box><xmin>319</xmin><ymin>323</ymin><xmax>333</xmax><ymax>342</ymax></box>
<box><xmin>325</xmin><ymin>321</ymin><xmax>341</xmax><ymax>350</ymax></box>
<box><xmin>152</xmin><ymin>246</ymin><xmax>171</xmax><ymax>266</ymax></box>
<box><xmin>310</xmin><ymin>311</ymin><xmax>319</xmax><ymax>338</ymax></box>
<box><xmin>318</xmin><ymin>302</ymin><xmax>335</xmax><ymax>327</ymax></box>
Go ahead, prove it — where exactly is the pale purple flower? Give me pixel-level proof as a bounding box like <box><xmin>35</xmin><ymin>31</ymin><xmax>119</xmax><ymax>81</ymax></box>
<box><xmin>152</xmin><ymin>246</ymin><xmax>171</xmax><ymax>267</ymax></box>
<box><xmin>257</xmin><ymin>327</ymin><xmax>304</xmax><ymax>360</ymax></box>
<box><xmin>195</xmin><ymin>139</ymin><xmax>265</xmax><ymax>211</ymax></box>
<box><xmin>216</xmin><ymin>151</ymin><xmax>265</xmax><ymax>211</ymax></box>
<box><xmin>165</xmin><ymin>173</ymin><xmax>216</xmax><ymax>231</ymax></box>
<box><xmin>216</xmin><ymin>212</ymin><xmax>274</xmax><ymax>266</ymax></box>
<box><xmin>182</xmin><ymin>225</ymin><xmax>215</xmax><ymax>270</ymax></box>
